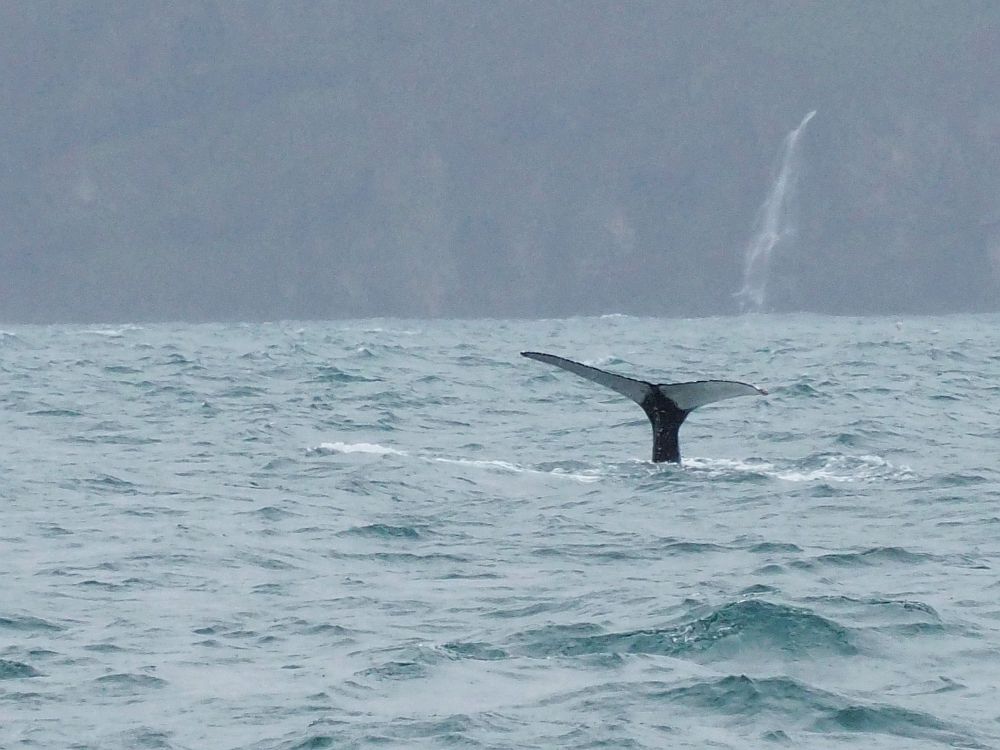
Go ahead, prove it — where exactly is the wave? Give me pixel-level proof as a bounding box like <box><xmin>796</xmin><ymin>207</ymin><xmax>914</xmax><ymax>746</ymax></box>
<box><xmin>81</xmin><ymin>474</ymin><xmax>140</xmax><ymax>494</ymax></box>
<box><xmin>433</xmin><ymin>456</ymin><xmax>523</xmax><ymax>472</ymax></box>
<box><xmin>683</xmin><ymin>453</ymin><xmax>913</xmax><ymax>483</ymax></box>
<box><xmin>0</xmin><ymin>659</ymin><xmax>40</xmax><ymax>679</ymax></box>
<box><xmin>655</xmin><ymin>674</ymin><xmax>980</xmax><ymax>745</ymax></box>
<box><xmin>339</xmin><ymin>523</ymin><xmax>423</xmax><ymax>540</ymax></box>
<box><xmin>0</xmin><ymin>615</ymin><xmax>65</xmax><ymax>632</ymax></box>
<box><xmin>793</xmin><ymin>547</ymin><xmax>936</xmax><ymax>571</ymax></box>
<box><xmin>308</xmin><ymin>442</ymin><xmax>406</xmax><ymax>456</ymax></box>
<box><xmin>0</xmin><ymin>331</ymin><xmax>27</xmax><ymax>348</ymax></box>
<box><xmin>307</xmin><ymin>442</ymin><xmax>910</xmax><ymax>487</ymax></box>
<box><xmin>356</xmin><ymin>659</ymin><xmax>427</xmax><ymax>681</ymax></box>
<box><xmin>433</xmin><ymin>456</ymin><xmax>602</xmax><ymax>483</ymax></box>
<box><xmin>93</xmin><ymin>673</ymin><xmax>168</xmax><ymax>692</ymax></box>
<box><xmin>243</xmin><ymin>505</ymin><xmax>301</xmax><ymax>521</ymax></box>
<box><xmin>81</xmin><ymin>325</ymin><xmax>143</xmax><ymax>337</ymax></box>
<box><xmin>812</xmin><ymin>702</ymin><xmax>982</xmax><ymax>745</ymax></box>
<box><xmin>307</xmin><ymin>441</ymin><xmax>601</xmax><ymax>482</ymax></box>
<box><xmin>447</xmin><ymin>599</ymin><xmax>856</xmax><ymax>662</ymax></box>
<box><xmin>313</xmin><ymin>366</ymin><xmax>380</xmax><ymax>384</ymax></box>
<box><xmin>801</xmin><ymin>595</ymin><xmax>946</xmax><ymax>635</ymax></box>
<box><xmin>28</xmin><ymin>407</ymin><xmax>83</xmax><ymax>418</ymax></box>
<box><xmin>355</xmin><ymin>641</ymin><xmax>451</xmax><ymax>683</ymax></box>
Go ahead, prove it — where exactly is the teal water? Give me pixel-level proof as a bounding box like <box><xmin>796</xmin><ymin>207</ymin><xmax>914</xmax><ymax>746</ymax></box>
<box><xmin>2</xmin><ymin>314</ymin><xmax>999</xmax><ymax>749</ymax></box>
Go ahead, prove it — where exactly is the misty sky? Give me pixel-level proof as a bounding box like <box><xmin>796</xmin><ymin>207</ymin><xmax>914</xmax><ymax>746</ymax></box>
<box><xmin>2</xmin><ymin>1</ymin><xmax>998</xmax><ymax>322</ymax></box>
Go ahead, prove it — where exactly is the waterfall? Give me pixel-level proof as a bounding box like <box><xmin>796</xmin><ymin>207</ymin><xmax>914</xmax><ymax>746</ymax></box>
<box><xmin>736</xmin><ymin>110</ymin><xmax>816</xmax><ymax>312</ymax></box>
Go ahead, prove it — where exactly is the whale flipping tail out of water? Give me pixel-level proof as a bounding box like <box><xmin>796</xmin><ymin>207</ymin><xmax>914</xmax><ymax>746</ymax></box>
<box><xmin>521</xmin><ymin>351</ymin><xmax>766</xmax><ymax>463</ymax></box>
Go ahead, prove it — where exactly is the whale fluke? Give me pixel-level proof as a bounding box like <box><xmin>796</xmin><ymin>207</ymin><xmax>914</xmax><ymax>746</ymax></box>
<box><xmin>521</xmin><ymin>351</ymin><xmax>766</xmax><ymax>463</ymax></box>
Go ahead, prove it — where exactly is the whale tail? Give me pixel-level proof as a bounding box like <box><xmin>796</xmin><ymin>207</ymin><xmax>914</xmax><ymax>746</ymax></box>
<box><xmin>521</xmin><ymin>351</ymin><xmax>766</xmax><ymax>463</ymax></box>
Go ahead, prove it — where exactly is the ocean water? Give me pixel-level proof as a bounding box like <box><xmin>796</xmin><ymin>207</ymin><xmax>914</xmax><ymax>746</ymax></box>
<box><xmin>2</xmin><ymin>314</ymin><xmax>1000</xmax><ymax>749</ymax></box>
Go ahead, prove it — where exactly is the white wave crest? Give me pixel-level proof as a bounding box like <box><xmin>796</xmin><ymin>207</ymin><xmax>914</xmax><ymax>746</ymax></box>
<box><xmin>309</xmin><ymin>442</ymin><xmax>407</xmax><ymax>456</ymax></box>
<box><xmin>309</xmin><ymin>443</ymin><xmax>601</xmax><ymax>482</ymax></box>
<box><xmin>683</xmin><ymin>454</ymin><xmax>913</xmax><ymax>483</ymax></box>
<box><xmin>434</xmin><ymin>457</ymin><xmax>601</xmax><ymax>483</ymax></box>
<box><xmin>82</xmin><ymin>325</ymin><xmax>143</xmax><ymax>337</ymax></box>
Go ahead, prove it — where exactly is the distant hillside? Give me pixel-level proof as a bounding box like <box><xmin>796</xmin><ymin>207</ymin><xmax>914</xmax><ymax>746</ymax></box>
<box><xmin>1</xmin><ymin>1</ymin><xmax>998</xmax><ymax>322</ymax></box>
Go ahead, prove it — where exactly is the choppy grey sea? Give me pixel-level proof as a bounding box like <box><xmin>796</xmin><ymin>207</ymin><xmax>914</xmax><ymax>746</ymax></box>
<box><xmin>2</xmin><ymin>314</ymin><xmax>1000</xmax><ymax>749</ymax></box>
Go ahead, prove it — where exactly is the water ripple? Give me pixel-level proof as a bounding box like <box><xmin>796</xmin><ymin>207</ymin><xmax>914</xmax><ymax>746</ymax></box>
<box><xmin>4</xmin><ymin>315</ymin><xmax>1000</xmax><ymax>749</ymax></box>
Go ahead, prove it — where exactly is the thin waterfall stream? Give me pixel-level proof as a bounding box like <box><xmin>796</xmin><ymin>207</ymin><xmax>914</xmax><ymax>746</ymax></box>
<box><xmin>736</xmin><ymin>110</ymin><xmax>816</xmax><ymax>312</ymax></box>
